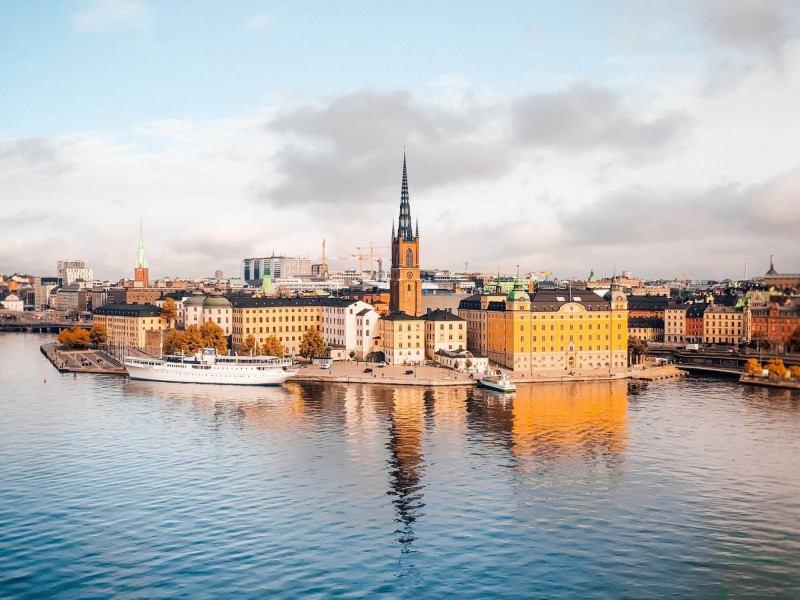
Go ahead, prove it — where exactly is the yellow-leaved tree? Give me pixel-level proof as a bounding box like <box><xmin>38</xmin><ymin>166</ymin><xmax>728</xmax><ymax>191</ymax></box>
<box><xmin>58</xmin><ymin>325</ymin><xmax>90</xmax><ymax>349</ymax></box>
<box><xmin>160</xmin><ymin>297</ymin><xmax>177</xmax><ymax>330</ymax></box>
<box><xmin>89</xmin><ymin>323</ymin><xmax>108</xmax><ymax>346</ymax></box>
<box><xmin>789</xmin><ymin>366</ymin><xmax>800</xmax><ymax>379</ymax></box>
<box><xmin>299</xmin><ymin>327</ymin><xmax>325</xmax><ymax>359</ymax></box>
<box><xmin>182</xmin><ymin>325</ymin><xmax>205</xmax><ymax>354</ymax></box>
<box><xmin>744</xmin><ymin>358</ymin><xmax>762</xmax><ymax>375</ymax></box>
<box><xmin>199</xmin><ymin>320</ymin><xmax>228</xmax><ymax>354</ymax></box>
<box><xmin>765</xmin><ymin>358</ymin><xmax>789</xmax><ymax>378</ymax></box>
<box><xmin>239</xmin><ymin>334</ymin><xmax>256</xmax><ymax>356</ymax></box>
<box><xmin>261</xmin><ymin>335</ymin><xmax>284</xmax><ymax>358</ymax></box>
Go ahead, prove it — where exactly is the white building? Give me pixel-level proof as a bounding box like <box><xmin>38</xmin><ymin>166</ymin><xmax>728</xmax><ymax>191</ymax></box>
<box><xmin>321</xmin><ymin>299</ymin><xmax>379</xmax><ymax>360</ymax></box>
<box><xmin>0</xmin><ymin>294</ymin><xmax>24</xmax><ymax>311</ymax></box>
<box><xmin>181</xmin><ymin>290</ymin><xmax>233</xmax><ymax>336</ymax></box>
<box><xmin>57</xmin><ymin>260</ymin><xmax>94</xmax><ymax>285</ymax></box>
<box><xmin>241</xmin><ymin>256</ymin><xmax>312</xmax><ymax>281</ymax></box>
<box><xmin>434</xmin><ymin>349</ymin><xmax>488</xmax><ymax>373</ymax></box>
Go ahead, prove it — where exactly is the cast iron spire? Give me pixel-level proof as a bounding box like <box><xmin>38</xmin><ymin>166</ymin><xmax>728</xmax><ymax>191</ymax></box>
<box><xmin>397</xmin><ymin>152</ymin><xmax>413</xmax><ymax>241</ymax></box>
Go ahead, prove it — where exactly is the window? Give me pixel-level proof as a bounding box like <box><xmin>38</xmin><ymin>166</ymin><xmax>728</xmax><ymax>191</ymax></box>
<box><xmin>406</xmin><ymin>249</ymin><xmax>413</xmax><ymax>267</ymax></box>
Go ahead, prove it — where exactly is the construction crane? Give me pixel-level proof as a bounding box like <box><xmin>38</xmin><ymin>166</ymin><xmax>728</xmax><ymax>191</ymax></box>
<box><xmin>356</xmin><ymin>243</ymin><xmax>390</xmax><ymax>277</ymax></box>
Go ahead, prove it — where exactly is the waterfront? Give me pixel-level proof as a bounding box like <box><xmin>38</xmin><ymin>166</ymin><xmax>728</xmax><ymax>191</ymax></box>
<box><xmin>2</xmin><ymin>334</ymin><xmax>799</xmax><ymax>598</ymax></box>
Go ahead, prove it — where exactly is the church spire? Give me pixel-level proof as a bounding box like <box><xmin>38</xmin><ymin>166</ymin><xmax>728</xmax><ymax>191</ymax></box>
<box><xmin>397</xmin><ymin>152</ymin><xmax>413</xmax><ymax>241</ymax></box>
<box><xmin>136</xmin><ymin>221</ymin><xmax>148</xmax><ymax>269</ymax></box>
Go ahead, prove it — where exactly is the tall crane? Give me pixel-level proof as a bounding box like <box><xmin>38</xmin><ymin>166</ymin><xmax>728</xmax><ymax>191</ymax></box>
<box><xmin>355</xmin><ymin>242</ymin><xmax>390</xmax><ymax>277</ymax></box>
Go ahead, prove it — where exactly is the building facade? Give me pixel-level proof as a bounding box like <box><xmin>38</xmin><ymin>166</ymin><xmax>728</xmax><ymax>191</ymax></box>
<box><xmin>664</xmin><ymin>303</ymin><xmax>687</xmax><ymax>343</ymax></box>
<box><xmin>389</xmin><ymin>154</ymin><xmax>423</xmax><ymax>317</ymax></box>
<box><xmin>751</xmin><ymin>297</ymin><xmax>800</xmax><ymax>351</ymax></box>
<box><xmin>93</xmin><ymin>304</ymin><xmax>164</xmax><ymax>350</ymax></box>
<box><xmin>57</xmin><ymin>260</ymin><xmax>94</xmax><ymax>285</ymax></box>
<box><xmin>241</xmin><ymin>256</ymin><xmax>312</xmax><ymax>281</ymax></box>
<box><xmin>423</xmin><ymin>309</ymin><xmax>466</xmax><ymax>360</ymax></box>
<box><xmin>379</xmin><ymin>312</ymin><xmax>425</xmax><ymax>366</ymax></box>
<box><xmin>685</xmin><ymin>303</ymin><xmax>708</xmax><ymax>343</ymax></box>
<box><xmin>703</xmin><ymin>305</ymin><xmax>744</xmax><ymax>345</ymax></box>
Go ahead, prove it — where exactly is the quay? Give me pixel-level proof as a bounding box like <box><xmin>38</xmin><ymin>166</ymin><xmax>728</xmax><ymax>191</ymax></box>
<box><xmin>739</xmin><ymin>373</ymin><xmax>800</xmax><ymax>390</ymax></box>
<box><xmin>41</xmin><ymin>343</ymin><xmax>127</xmax><ymax>375</ymax></box>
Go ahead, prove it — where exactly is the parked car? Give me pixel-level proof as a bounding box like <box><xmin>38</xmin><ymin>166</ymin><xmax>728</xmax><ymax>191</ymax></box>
<box><xmin>404</xmin><ymin>369</ymin><xmax>414</xmax><ymax>375</ymax></box>
<box><xmin>363</xmin><ymin>367</ymin><xmax>373</xmax><ymax>373</ymax></box>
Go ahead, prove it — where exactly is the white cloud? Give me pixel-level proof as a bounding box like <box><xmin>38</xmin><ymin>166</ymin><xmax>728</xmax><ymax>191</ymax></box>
<box><xmin>70</xmin><ymin>0</ymin><xmax>151</xmax><ymax>33</ymax></box>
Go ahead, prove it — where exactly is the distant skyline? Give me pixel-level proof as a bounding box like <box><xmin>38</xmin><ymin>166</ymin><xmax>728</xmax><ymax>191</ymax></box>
<box><xmin>2</xmin><ymin>0</ymin><xmax>799</xmax><ymax>280</ymax></box>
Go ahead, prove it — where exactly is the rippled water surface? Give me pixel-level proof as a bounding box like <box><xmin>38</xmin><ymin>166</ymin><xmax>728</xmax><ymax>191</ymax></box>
<box><xmin>2</xmin><ymin>334</ymin><xmax>799</xmax><ymax>598</ymax></box>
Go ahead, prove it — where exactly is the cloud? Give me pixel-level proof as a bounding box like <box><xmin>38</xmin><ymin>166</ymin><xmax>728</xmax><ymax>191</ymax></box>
<box><xmin>511</xmin><ymin>82</ymin><xmax>689</xmax><ymax>157</ymax></box>
<box><xmin>262</xmin><ymin>89</ymin><xmax>509</xmax><ymax>207</ymax></box>
<box><xmin>245</xmin><ymin>13</ymin><xmax>273</xmax><ymax>31</ymax></box>
<box><xmin>0</xmin><ymin>137</ymin><xmax>66</xmax><ymax>177</ymax></box>
<box><xmin>70</xmin><ymin>0</ymin><xmax>151</xmax><ymax>33</ymax></box>
<box><xmin>693</xmin><ymin>0</ymin><xmax>800</xmax><ymax>56</ymax></box>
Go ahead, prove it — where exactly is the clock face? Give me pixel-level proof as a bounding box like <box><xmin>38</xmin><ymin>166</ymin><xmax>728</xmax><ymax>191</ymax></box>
<box><xmin>406</xmin><ymin>271</ymin><xmax>414</xmax><ymax>279</ymax></box>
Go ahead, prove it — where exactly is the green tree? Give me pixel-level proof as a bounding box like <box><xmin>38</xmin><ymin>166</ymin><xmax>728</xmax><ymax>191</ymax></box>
<box><xmin>199</xmin><ymin>320</ymin><xmax>228</xmax><ymax>354</ymax></box>
<box><xmin>261</xmin><ymin>335</ymin><xmax>284</xmax><ymax>358</ymax></box>
<box><xmin>627</xmin><ymin>336</ymin><xmax>648</xmax><ymax>366</ymax></box>
<box><xmin>239</xmin><ymin>334</ymin><xmax>256</xmax><ymax>356</ymax></box>
<box><xmin>744</xmin><ymin>358</ymin><xmax>762</xmax><ymax>375</ymax></box>
<box><xmin>89</xmin><ymin>323</ymin><xmax>108</xmax><ymax>346</ymax></box>
<box><xmin>160</xmin><ymin>297</ymin><xmax>177</xmax><ymax>329</ymax></box>
<box><xmin>299</xmin><ymin>327</ymin><xmax>325</xmax><ymax>359</ymax></box>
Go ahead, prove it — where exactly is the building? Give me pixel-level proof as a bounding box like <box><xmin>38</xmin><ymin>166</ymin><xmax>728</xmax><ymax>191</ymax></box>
<box><xmin>422</xmin><ymin>309</ymin><xmax>466</xmax><ymax>360</ymax></box>
<box><xmin>57</xmin><ymin>260</ymin><xmax>94</xmax><ymax>285</ymax></box>
<box><xmin>379</xmin><ymin>312</ymin><xmax>425</xmax><ymax>365</ymax></box>
<box><xmin>433</xmin><ymin>349</ymin><xmax>488</xmax><ymax>372</ymax></box>
<box><xmin>93</xmin><ymin>304</ymin><xmax>164</xmax><ymax>350</ymax></box>
<box><xmin>461</xmin><ymin>283</ymin><xmax>628</xmax><ymax>372</ymax></box>
<box><xmin>33</xmin><ymin>277</ymin><xmax>60</xmax><ymax>310</ymax></box>
<box><xmin>628</xmin><ymin>317</ymin><xmax>664</xmax><ymax>342</ymax></box>
<box><xmin>183</xmin><ymin>290</ymin><xmax>233</xmax><ymax>336</ymax></box>
<box><xmin>627</xmin><ymin>295</ymin><xmax>669</xmax><ymax>320</ymax></box>
<box><xmin>321</xmin><ymin>300</ymin><xmax>379</xmax><ymax>359</ymax></box>
<box><xmin>457</xmin><ymin>292</ymin><xmax>505</xmax><ymax>358</ymax></box>
<box><xmin>422</xmin><ymin>293</ymin><xmax>470</xmax><ymax>315</ymax></box>
<box><xmin>763</xmin><ymin>256</ymin><xmax>800</xmax><ymax>291</ymax></box>
<box><xmin>389</xmin><ymin>154</ymin><xmax>423</xmax><ymax>317</ymax></box>
<box><xmin>241</xmin><ymin>256</ymin><xmax>312</xmax><ymax>281</ymax></box>
<box><xmin>750</xmin><ymin>296</ymin><xmax>800</xmax><ymax>352</ymax></box>
<box><xmin>664</xmin><ymin>303</ymin><xmax>687</xmax><ymax>343</ymax></box>
<box><xmin>133</xmin><ymin>224</ymin><xmax>149</xmax><ymax>287</ymax></box>
<box><xmin>0</xmin><ymin>294</ymin><xmax>23</xmax><ymax>311</ymax></box>
<box><xmin>703</xmin><ymin>304</ymin><xmax>744</xmax><ymax>345</ymax></box>
<box><xmin>685</xmin><ymin>303</ymin><xmax>708</xmax><ymax>343</ymax></box>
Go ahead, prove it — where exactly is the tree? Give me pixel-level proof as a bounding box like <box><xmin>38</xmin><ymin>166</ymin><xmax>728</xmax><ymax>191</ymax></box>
<box><xmin>789</xmin><ymin>366</ymin><xmax>800</xmax><ymax>379</ymax></box>
<box><xmin>465</xmin><ymin>358</ymin><xmax>473</xmax><ymax>369</ymax></box>
<box><xmin>750</xmin><ymin>331</ymin><xmax>771</xmax><ymax>351</ymax></box>
<box><xmin>764</xmin><ymin>358</ymin><xmax>789</xmax><ymax>378</ymax></box>
<box><xmin>239</xmin><ymin>334</ymin><xmax>256</xmax><ymax>355</ymax></box>
<box><xmin>89</xmin><ymin>323</ymin><xmax>108</xmax><ymax>347</ymax></box>
<box><xmin>744</xmin><ymin>358</ymin><xmax>762</xmax><ymax>375</ymax></box>
<box><xmin>199</xmin><ymin>320</ymin><xmax>228</xmax><ymax>354</ymax></box>
<box><xmin>58</xmin><ymin>325</ymin><xmax>90</xmax><ymax>349</ymax></box>
<box><xmin>299</xmin><ymin>328</ymin><xmax>325</xmax><ymax>359</ymax></box>
<box><xmin>628</xmin><ymin>337</ymin><xmax>648</xmax><ymax>366</ymax></box>
<box><xmin>163</xmin><ymin>330</ymin><xmax>186</xmax><ymax>355</ymax></box>
<box><xmin>454</xmin><ymin>360</ymin><xmax>462</xmax><ymax>371</ymax></box>
<box><xmin>160</xmin><ymin>297</ymin><xmax>177</xmax><ymax>330</ymax></box>
<box><xmin>261</xmin><ymin>335</ymin><xmax>284</xmax><ymax>358</ymax></box>
<box><xmin>788</xmin><ymin>326</ymin><xmax>800</xmax><ymax>353</ymax></box>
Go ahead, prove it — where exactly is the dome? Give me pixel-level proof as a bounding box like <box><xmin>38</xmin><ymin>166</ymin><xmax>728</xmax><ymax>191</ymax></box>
<box><xmin>203</xmin><ymin>292</ymin><xmax>231</xmax><ymax>308</ymax></box>
<box><xmin>507</xmin><ymin>288</ymin><xmax>529</xmax><ymax>302</ymax></box>
<box><xmin>4</xmin><ymin>294</ymin><xmax>19</xmax><ymax>301</ymax></box>
<box><xmin>184</xmin><ymin>290</ymin><xmax>206</xmax><ymax>306</ymax></box>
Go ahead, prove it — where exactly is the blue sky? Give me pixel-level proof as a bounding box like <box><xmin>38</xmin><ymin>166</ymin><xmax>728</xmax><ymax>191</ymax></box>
<box><xmin>2</xmin><ymin>0</ymin><xmax>799</xmax><ymax>280</ymax></box>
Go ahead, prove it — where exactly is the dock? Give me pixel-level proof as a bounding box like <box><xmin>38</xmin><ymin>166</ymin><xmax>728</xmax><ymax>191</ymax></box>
<box><xmin>739</xmin><ymin>374</ymin><xmax>800</xmax><ymax>390</ymax></box>
<box><xmin>41</xmin><ymin>343</ymin><xmax>127</xmax><ymax>375</ymax></box>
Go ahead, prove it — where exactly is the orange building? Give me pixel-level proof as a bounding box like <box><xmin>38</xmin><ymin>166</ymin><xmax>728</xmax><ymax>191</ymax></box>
<box><xmin>389</xmin><ymin>154</ymin><xmax>423</xmax><ymax>317</ymax></box>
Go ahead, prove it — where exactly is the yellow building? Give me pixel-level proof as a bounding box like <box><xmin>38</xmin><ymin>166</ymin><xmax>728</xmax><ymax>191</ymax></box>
<box><xmin>422</xmin><ymin>309</ymin><xmax>466</xmax><ymax>359</ymax></box>
<box><xmin>379</xmin><ymin>312</ymin><xmax>425</xmax><ymax>365</ymax></box>
<box><xmin>458</xmin><ymin>293</ymin><xmax>504</xmax><ymax>357</ymax></box>
<box><xmin>703</xmin><ymin>304</ymin><xmax>744</xmax><ymax>345</ymax></box>
<box><xmin>93</xmin><ymin>303</ymin><xmax>165</xmax><ymax>350</ymax></box>
<box><xmin>462</xmin><ymin>282</ymin><xmax>628</xmax><ymax>372</ymax></box>
<box><xmin>231</xmin><ymin>297</ymin><xmax>326</xmax><ymax>356</ymax></box>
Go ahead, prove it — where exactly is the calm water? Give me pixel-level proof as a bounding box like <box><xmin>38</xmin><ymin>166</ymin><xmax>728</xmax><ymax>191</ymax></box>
<box><xmin>1</xmin><ymin>334</ymin><xmax>799</xmax><ymax>599</ymax></box>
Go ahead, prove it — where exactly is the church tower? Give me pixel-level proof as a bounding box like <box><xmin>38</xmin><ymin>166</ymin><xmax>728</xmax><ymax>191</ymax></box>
<box><xmin>389</xmin><ymin>153</ymin><xmax>423</xmax><ymax>316</ymax></box>
<box><xmin>133</xmin><ymin>222</ymin><xmax>149</xmax><ymax>287</ymax></box>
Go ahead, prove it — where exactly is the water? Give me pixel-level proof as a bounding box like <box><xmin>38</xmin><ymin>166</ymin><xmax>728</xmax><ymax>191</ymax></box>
<box><xmin>1</xmin><ymin>333</ymin><xmax>799</xmax><ymax>599</ymax></box>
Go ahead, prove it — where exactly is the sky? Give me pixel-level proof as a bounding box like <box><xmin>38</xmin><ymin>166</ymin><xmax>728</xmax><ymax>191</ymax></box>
<box><xmin>2</xmin><ymin>0</ymin><xmax>799</xmax><ymax>281</ymax></box>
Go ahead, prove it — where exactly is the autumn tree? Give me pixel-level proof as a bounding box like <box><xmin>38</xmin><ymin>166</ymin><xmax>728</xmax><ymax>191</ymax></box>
<box><xmin>789</xmin><ymin>366</ymin><xmax>800</xmax><ymax>379</ymax></box>
<box><xmin>744</xmin><ymin>358</ymin><xmax>762</xmax><ymax>375</ymax></box>
<box><xmin>261</xmin><ymin>335</ymin><xmax>285</xmax><ymax>358</ymax></box>
<box><xmin>764</xmin><ymin>358</ymin><xmax>789</xmax><ymax>378</ymax></box>
<box><xmin>160</xmin><ymin>297</ymin><xmax>177</xmax><ymax>330</ymax></box>
<box><xmin>89</xmin><ymin>323</ymin><xmax>108</xmax><ymax>346</ymax></box>
<box><xmin>58</xmin><ymin>325</ymin><xmax>90</xmax><ymax>349</ymax></box>
<box><xmin>162</xmin><ymin>330</ymin><xmax>186</xmax><ymax>355</ymax></box>
<box><xmin>199</xmin><ymin>320</ymin><xmax>228</xmax><ymax>354</ymax></box>
<box><xmin>239</xmin><ymin>334</ymin><xmax>256</xmax><ymax>356</ymax></box>
<box><xmin>788</xmin><ymin>326</ymin><xmax>800</xmax><ymax>353</ymax></box>
<box><xmin>183</xmin><ymin>325</ymin><xmax>205</xmax><ymax>354</ymax></box>
<box><xmin>299</xmin><ymin>327</ymin><xmax>325</xmax><ymax>359</ymax></box>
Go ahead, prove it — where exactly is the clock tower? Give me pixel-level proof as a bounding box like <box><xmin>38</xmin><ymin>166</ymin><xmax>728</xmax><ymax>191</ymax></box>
<box><xmin>390</xmin><ymin>153</ymin><xmax>423</xmax><ymax>316</ymax></box>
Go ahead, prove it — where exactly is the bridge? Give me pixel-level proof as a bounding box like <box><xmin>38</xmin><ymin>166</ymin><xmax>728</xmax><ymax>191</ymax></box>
<box><xmin>0</xmin><ymin>313</ymin><xmax>92</xmax><ymax>333</ymax></box>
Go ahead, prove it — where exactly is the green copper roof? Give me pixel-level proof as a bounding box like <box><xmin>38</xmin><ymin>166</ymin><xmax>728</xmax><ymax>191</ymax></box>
<box><xmin>136</xmin><ymin>223</ymin><xmax>148</xmax><ymax>268</ymax></box>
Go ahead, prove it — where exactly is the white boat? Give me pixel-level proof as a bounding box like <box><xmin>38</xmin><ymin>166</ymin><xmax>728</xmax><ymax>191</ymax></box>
<box><xmin>123</xmin><ymin>348</ymin><xmax>296</xmax><ymax>386</ymax></box>
<box><xmin>478</xmin><ymin>371</ymin><xmax>516</xmax><ymax>393</ymax></box>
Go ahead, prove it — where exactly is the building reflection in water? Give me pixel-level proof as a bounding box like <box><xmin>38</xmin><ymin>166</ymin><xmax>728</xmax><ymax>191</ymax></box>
<box><xmin>509</xmin><ymin>380</ymin><xmax>629</xmax><ymax>474</ymax></box>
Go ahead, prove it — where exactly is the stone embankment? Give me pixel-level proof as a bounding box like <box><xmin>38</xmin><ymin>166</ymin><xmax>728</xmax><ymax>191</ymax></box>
<box><xmin>41</xmin><ymin>343</ymin><xmax>127</xmax><ymax>375</ymax></box>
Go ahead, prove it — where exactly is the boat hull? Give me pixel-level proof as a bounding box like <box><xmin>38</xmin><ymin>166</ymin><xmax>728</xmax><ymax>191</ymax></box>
<box><xmin>478</xmin><ymin>378</ymin><xmax>516</xmax><ymax>393</ymax></box>
<box><xmin>124</xmin><ymin>363</ymin><xmax>295</xmax><ymax>386</ymax></box>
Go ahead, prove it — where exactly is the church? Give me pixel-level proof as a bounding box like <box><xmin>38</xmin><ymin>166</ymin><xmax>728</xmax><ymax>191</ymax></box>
<box><xmin>379</xmin><ymin>154</ymin><xmax>427</xmax><ymax>365</ymax></box>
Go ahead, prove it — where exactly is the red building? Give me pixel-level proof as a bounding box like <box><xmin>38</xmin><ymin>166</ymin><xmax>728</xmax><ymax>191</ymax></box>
<box><xmin>751</xmin><ymin>297</ymin><xmax>800</xmax><ymax>351</ymax></box>
<box><xmin>685</xmin><ymin>303</ymin><xmax>708</xmax><ymax>343</ymax></box>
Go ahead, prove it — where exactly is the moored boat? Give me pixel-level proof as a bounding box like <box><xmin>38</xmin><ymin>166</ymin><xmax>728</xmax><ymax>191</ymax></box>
<box><xmin>123</xmin><ymin>348</ymin><xmax>296</xmax><ymax>386</ymax></box>
<box><xmin>478</xmin><ymin>371</ymin><xmax>516</xmax><ymax>393</ymax></box>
